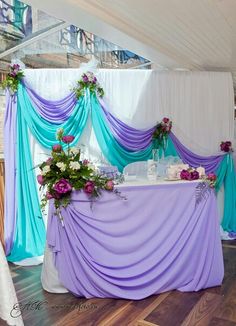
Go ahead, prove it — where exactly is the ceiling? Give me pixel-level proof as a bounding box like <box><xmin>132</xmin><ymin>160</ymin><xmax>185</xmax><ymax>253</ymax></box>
<box><xmin>24</xmin><ymin>0</ymin><xmax>236</xmax><ymax>87</ymax></box>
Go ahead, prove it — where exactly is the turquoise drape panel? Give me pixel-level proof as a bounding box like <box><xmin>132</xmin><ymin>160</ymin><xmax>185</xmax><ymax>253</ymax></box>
<box><xmin>8</xmin><ymin>84</ymin><xmax>89</xmax><ymax>261</ymax></box>
<box><xmin>216</xmin><ymin>155</ymin><xmax>236</xmax><ymax>231</ymax></box>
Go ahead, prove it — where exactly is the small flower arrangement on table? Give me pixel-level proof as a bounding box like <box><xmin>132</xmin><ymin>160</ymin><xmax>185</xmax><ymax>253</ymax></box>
<box><xmin>180</xmin><ymin>168</ymin><xmax>199</xmax><ymax>181</ymax></box>
<box><xmin>220</xmin><ymin>141</ymin><xmax>233</xmax><ymax>153</ymax></box>
<box><xmin>204</xmin><ymin>173</ymin><xmax>217</xmax><ymax>188</ymax></box>
<box><xmin>73</xmin><ymin>71</ymin><xmax>104</xmax><ymax>99</ymax></box>
<box><xmin>152</xmin><ymin>117</ymin><xmax>172</xmax><ymax>149</ymax></box>
<box><xmin>180</xmin><ymin>167</ymin><xmax>217</xmax><ymax>188</ymax></box>
<box><xmin>37</xmin><ymin>128</ymin><xmax>118</xmax><ymax>212</ymax></box>
<box><xmin>0</xmin><ymin>63</ymin><xmax>24</xmax><ymax>94</ymax></box>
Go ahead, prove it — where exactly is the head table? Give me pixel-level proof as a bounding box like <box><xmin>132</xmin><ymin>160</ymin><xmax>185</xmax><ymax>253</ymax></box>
<box><xmin>41</xmin><ymin>179</ymin><xmax>224</xmax><ymax>299</ymax></box>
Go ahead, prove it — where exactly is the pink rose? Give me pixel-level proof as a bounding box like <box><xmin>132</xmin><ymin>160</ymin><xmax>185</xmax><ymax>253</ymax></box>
<box><xmin>84</xmin><ymin>181</ymin><xmax>95</xmax><ymax>194</ymax></box>
<box><xmin>37</xmin><ymin>175</ymin><xmax>44</xmax><ymax>185</ymax></box>
<box><xmin>105</xmin><ymin>180</ymin><xmax>114</xmax><ymax>191</ymax></box>
<box><xmin>83</xmin><ymin>159</ymin><xmax>89</xmax><ymax>165</ymax></box>
<box><xmin>207</xmin><ymin>173</ymin><xmax>217</xmax><ymax>181</ymax></box>
<box><xmin>220</xmin><ymin>141</ymin><xmax>232</xmax><ymax>152</ymax></box>
<box><xmin>46</xmin><ymin>157</ymin><xmax>53</xmax><ymax>165</ymax></box>
<box><xmin>53</xmin><ymin>178</ymin><xmax>72</xmax><ymax>194</ymax></box>
<box><xmin>191</xmin><ymin>170</ymin><xmax>199</xmax><ymax>180</ymax></box>
<box><xmin>62</xmin><ymin>135</ymin><xmax>75</xmax><ymax>144</ymax></box>
<box><xmin>52</xmin><ymin>144</ymin><xmax>62</xmax><ymax>152</ymax></box>
<box><xmin>46</xmin><ymin>191</ymin><xmax>54</xmax><ymax>199</ymax></box>
<box><xmin>163</xmin><ymin>117</ymin><xmax>169</xmax><ymax>124</ymax></box>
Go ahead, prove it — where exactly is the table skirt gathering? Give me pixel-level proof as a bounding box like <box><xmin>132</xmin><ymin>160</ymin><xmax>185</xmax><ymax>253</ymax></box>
<box><xmin>42</xmin><ymin>181</ymin><xmax>224</xmax><ymax>300</ymax></box>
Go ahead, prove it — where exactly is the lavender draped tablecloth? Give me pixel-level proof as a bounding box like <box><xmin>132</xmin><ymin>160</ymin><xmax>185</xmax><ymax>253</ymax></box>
<box><xmin>44</xmin><ymin>182</ymin><xmax>224</xmax><ymax>299</ymax></box>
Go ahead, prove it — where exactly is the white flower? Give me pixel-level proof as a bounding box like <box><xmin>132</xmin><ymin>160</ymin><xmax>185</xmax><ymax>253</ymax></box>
<box><xmin>70</xmin><ymin>147</ymin><xmax>80</xmax><ymax>156</ymax></box>
<box><xmin>69</xmin><ymin>161</ymin><xmax>81</xmax><ymax>170</ymax></box>
<box><xmin>88</xmin><ymin>163</ymin><xmax>95</xmax><ymax>170</ymax></box>
<box><xmin>56</xmin><ymin>128</ymin><xmax>64</xmax><ymax>140</ymax></box>
<box><xmin>56</xmin><ymin>162</ymin><xmax>66</xmax><ymax>172</ymax></box>
<box><xmin>42</xmin><ymin>165</ymin><xmax>50</xmax><ymax>175</ymax></box>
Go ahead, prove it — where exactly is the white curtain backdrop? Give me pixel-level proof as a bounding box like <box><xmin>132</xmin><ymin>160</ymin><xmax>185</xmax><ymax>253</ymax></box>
<box><xmin>25</xmin><ymin>68</ymin><xmax>234</xmax><ymax>156</ymax></box>
<box><xmin>14</xmin><ymin>68</ymin><xmax>233</xmax><ymax>265</ymax></box>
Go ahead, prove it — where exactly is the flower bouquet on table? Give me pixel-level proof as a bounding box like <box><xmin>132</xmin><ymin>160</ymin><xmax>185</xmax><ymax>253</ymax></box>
<box><xmin>180</xmin><ymin>168</ymin><xmax>200</xmax><ymax>181</ymax></box>
<box><xmin>37</xmin><ymin>129</ymin><xmax>121</xmax><ymax>218</ymax></box>
<box><xmin>152</xmin><ymin>117</ymin><xmax>172</xmax><ymax>150</ymax></box>
<box><xmin>180</xmin><ymin>166</ymin><xmax>217</xmax><ymax>188</ymax></box>
<box><xmin>73</xmin><ymin>71</ymin><xmax>104</xmax><ymax>100</ymax></box>
<box><xmin>0</xmin><ymin>63</ymin><xmax>24</xmax><ymax>94</ymax></box>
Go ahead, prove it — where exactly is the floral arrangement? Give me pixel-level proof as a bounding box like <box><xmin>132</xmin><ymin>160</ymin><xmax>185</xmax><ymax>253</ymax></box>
<box><xmin>180</xmin><ymin>168</ymin><xmax>217</xmax><ymax>188</ymax></box>
<box><xmin>0</xmin><ymin>64</ymin><xmax>24</xmax><ymax>94</ymax></box>
<box><xmin>220</xmin><ymin>141</ymin><xmax>233</xmax><ymax>153</ymax></box>
<box><xmin>37</xmin><ymin>129</ymin><xmax>116</xmax><ymax>211</ymax></box>
<box><xmin>180</xmin><ymin>168</ymin><xmax>199</xmax><ymax>181</ymax></box>
<box><xmin>152</xmin><ymin>117</ymin><xmax>172</xmax><ymax>149</ymax></box>
<box><xmin>73</xmin><ymin>71</ymin><xmax>104</xmax><ymax>99</ymax></box>
<box><xmin>204</xmin><ymin>172</ymin><xmax>217</xmax><ymax>188</ymax></box>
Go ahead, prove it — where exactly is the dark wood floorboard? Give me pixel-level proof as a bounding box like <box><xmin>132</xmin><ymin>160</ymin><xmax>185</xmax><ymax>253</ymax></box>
<box><xmin>4</xmin><ymin>241</ymin><xmax>236</xmax><ymax>326</ymax></box>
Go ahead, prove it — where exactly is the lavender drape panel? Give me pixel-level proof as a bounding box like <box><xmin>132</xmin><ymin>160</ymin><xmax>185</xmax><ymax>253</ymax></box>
<box><xmin>169</xmin><ymin>133</ymin><xmax>224</xmax><ymax>173</ymax></box>
<box><xmin>98</xmin><ymin>99</ymin><xmax>224</xmax><ymax>173</ymax></box>
<box><xmin>99</xmin><ymin>98</ymin><xmax>155</xmax><ymax>151</ymax></box>
<box><xmin>47</xmin><ymin>182</ymin><xmax>224</xmax><ymax>299</ymax></box>
<box><xmin>23</xmin><ymin>81</ymin><xmax>77</xmax><ymax>123</ymax></box>
<box><xmin>4</xmin><ymin>92</ymin><xmax>17</xmax><ymax>255</ymax></box>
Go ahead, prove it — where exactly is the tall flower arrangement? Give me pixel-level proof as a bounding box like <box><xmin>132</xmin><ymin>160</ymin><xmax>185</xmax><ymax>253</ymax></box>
<box><xmin>152</xmin><ymin>117</ymin><xmax>172</xmax><ymax>149</ymax></box>
<box><xmin>0</xmin><ymin>64</ymin><xmax>24</xmax><ymax>93</ymax></box>
<box><xmin>37</xmin><ymin>129</ymin><xmax>116</xmax><ymax>211</ymax></box>
<box><xmin>73</xmin><ymin>71</ymin><xmax>104</xmax><ymax>99</ymax></box>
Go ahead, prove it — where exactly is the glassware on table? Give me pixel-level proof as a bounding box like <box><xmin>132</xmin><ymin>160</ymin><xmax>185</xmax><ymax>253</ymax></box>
<box><xmin>152</xmin><ymin>148</ymin><xmax>159</xmax><ymax>162</ymax></box>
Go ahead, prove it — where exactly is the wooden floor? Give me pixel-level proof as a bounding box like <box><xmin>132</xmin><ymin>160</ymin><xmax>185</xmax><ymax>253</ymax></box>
<box><xmin>2</xmin><ymin>241</ymin><xmax>236</xmax><ymax>326</ymax></box>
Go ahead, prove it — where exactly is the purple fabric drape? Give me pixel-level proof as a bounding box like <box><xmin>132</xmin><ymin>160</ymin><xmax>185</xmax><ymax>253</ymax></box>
<box><xmin>23</xmin><ymin>80</ymin><xmax>77</xmax><ymax>122</ymax></box>
<box><xmin>99</xmin><ymin>98</ymin><xmax>155</xmax><ymax>151</ymax></box>
<box><xmin>169</xmin><ymin>133</ymin><xmax>224</xmax><ymax>174</ymax></box>
<box><xmin>47</xmin><ymin>182</ymin><xmax>224</xmax><ymax>299</ymax></box>
<box><xmin>4</xmin><ymin>91</ymin><xmax>17</xmax><ymax>255</ymax></box>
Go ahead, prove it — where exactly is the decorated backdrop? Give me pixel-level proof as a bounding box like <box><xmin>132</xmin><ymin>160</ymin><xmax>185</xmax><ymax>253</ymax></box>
<box><xmin>4</xmin><ymin>68</ymin><xmax>236</xmax><ymax>264</ymax></box>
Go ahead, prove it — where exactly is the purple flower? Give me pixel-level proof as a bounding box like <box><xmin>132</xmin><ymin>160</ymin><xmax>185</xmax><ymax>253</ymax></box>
<box><xmin>53</xmin><ymin>179</ymin><xmax>72</xmax><ymax>194</ymax></box>
<box><xmin>82</xmin><ymin>75</ymin><xmax>89</xmax><ymax>82</ymax></box>
<box><xmin>180</xmin><ymin>169</ymin><xmax>190</xmax><ymax>180</ymax></box>
<box><xmin>12</xmin><ymin>64</ymin><xmax>20</xmax><ymax>70</ymax></box>
<box><xmin>52</xmin><ymin>144</ymin><xmax>62</xmax><ymax>152</ymax></box>
<box><xmin>220</xmin><ymin>141</ymin><xmax>232</xmax><ymax>152</ymax></box>
<box><xmin>84</xmin><ymin>181</ymin><xmax>95</xmax><ymax>194</ymax></box>
<box><xmin>62</xmin><ymin>135</ymin><xmax>75</xmax><ymax>144</ymax></box>
<box><xmin>92</xmin><ymin>76</ymin><xmax>97</xmax><ymax>84</ymax></box>
<box><xmin>105</xmin><ymin>180</ymin><xmax>114</xmax><ymax>191</ymax></box>
<box><xmin>9</xmin><ymin>72</ymin><xmax>16</xmax><ymax>78</ymax></box>
<box><xmin>191</xmin><ymin>170</ymin><xmax>199</xmax><ymax>180</ymax></box>
<box><xmin>37</xmin><ymin>175</ymin><xmax>44</xmax><ymax>185</ymax></box>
